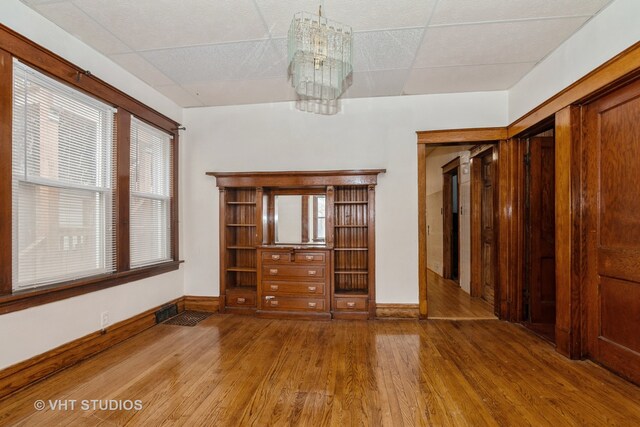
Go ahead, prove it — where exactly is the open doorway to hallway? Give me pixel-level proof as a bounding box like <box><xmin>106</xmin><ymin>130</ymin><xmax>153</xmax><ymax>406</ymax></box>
<box><xmin>425</xmin><ymin>145</ymin><xmax>496</xmax><ymax>319</ymax></box>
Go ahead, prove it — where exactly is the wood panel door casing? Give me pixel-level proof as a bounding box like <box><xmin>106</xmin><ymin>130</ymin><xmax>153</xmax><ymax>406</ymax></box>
<box><xmin>583</xmin><ymin>78</ymin><xmax>640</xmax><ymax>384</ymax></box>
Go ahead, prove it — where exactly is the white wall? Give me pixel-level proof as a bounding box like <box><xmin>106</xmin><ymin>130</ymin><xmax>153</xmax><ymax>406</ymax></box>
<box><xmin>0</xmin><ymin>1</ymin><xmax>185</xmax><ymax>370</ymax></box>
<box><xmin>182</xmin><ymin>92</ymin><xmax>508</xmax><ymax>304</ymax></box>
<box><xmin>509</xmin><ymin>0</ymin><xmax>640</xmax><ymax>121</ymax></box>
<box><xmin>425</xmin><ymin>146</ymin><xmax>472</xmax><ymax>294</ymax></box>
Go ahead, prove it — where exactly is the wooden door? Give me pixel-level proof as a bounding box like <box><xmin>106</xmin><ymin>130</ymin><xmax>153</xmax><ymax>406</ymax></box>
<box><xmin>481</xmin><ymin>153</ymin><xmax>497</xmax><ymax>308</ymax></box>
<box><xmin>528</xmin><ymin>136</ymin><xmax>556</xmax><ymax>325</ymax></box>
<box><xmin>584</xmin><ymin>79</ymin><xmax>640</xmax><ymax>384</ymax></box>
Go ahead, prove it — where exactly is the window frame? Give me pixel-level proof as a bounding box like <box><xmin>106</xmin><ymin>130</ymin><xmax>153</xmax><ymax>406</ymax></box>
<box><xmin>0</xmin><ymin>26</ymin><xmax>181</xmax><ymax>315</ymax></box>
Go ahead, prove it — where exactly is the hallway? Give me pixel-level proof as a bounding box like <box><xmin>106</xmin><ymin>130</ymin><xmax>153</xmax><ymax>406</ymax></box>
<box><xmin>427</xmin><ymin>269</ymin><xmax>496</xmax><ymax>319</ymax></box>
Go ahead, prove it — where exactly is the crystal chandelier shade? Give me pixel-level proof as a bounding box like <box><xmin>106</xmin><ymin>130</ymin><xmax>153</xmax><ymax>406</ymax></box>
<box><xmin>288</xmin><ymin>9</ymin><xmax>353</xmax><ymax>107</ymax></box>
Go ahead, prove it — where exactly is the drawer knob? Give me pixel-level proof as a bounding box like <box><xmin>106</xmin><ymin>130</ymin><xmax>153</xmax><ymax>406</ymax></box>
<box><xmin>308</xmin><ymin>286</ymin><xmax>317</xmax><ymax>292</ymax></box>
<box><xmin>271</xmin><ymin>254</ymin><xmax>281</xmax><ymax>260</ymax></box>
<box><xmin>308</xmin><ymin>302</ymin><xmax>317</xmax><ymax>308</ymax></box>
<box><xmin>346</xmin><ymin>302</ymin><xmax>356</xmax><ymax>308</ymax></box>
<box><xmin>308</xmin><ymin>270</ymin><xmax>317</xmax><ymax>276</ymax></box>
<box><xmin>270</xmin><ymin>284</ymin><xmax>279</xmax><ymax>291</ymax></box>
<box><xmin>305</xmin><ymin>255</ymin><xmax>314</xmax><ymax>261</ymax></box>
<box><xmin>237</xmin><ymin>297</ymin><xmax>246</xmax><ymax>304</ymax></box>
<box><xmin>269</xmin><ymin>269</ymin><xmax>278</xmax><ymax>275</ymax></box>
<box><xmin>270</xmin><ymin>300</ymin><xmax>279</xmax><ymax>306</ymax></box>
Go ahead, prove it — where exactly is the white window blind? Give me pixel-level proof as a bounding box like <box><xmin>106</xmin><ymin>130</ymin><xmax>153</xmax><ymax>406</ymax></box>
<box><xmin>130</xmin><ymin>117</ymin><xmax>172</xmax><ymax>268</ymax></box>
<box><xmin>12</xmin><ymin>60</ymin><xmax>116</xmax><ymax>290</ymax></box>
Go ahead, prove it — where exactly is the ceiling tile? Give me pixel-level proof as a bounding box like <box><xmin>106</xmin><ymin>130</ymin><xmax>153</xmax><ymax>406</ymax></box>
<box><xmin>21</xmin><ymin>0</ymin><xmax>67</xmax><ymax>4</ymax></box>
<box><xmin>255</xmin><ymin>0</ymin><xmax>436</xmax><ymax>37</ymax></box>
<box><xmin>431</xmin><ymin>0</ymin><xmax>613</xmax><ymax>25</ymax></box>
<box><xmin>154</xmin><ymin>85</ymin><xmax>205</xmax><ymax>108</ymax></box>
<box><xmin>404</xmin><ymin>62</ymin><xmax>535</xmax><ymax>94</ymax></box>
<box><xmin>30</xmin><ymin>2</ymin><xmax>131</xmax><ymax>54</ymax></box>
<box><xmin>342</xmin><ymin>69</ymin><xmax>408</xmax><ymax>99</ymax></box>
<box><xmin>73</xmin><ymin>0</ymin><xmax>268</xmax><ymax>51</ymax></box>
<box><xmin>353</xmin><ymin>29</ymin><xmax>424</xmax><ymax>72</ymax></box>
<box><xmin>414</xmin><ymin>17</ymin><xmax>589</xmax><ymax>68</ymax></box>
<box><xmin>109</xmin><ymin>53</ymin><xmax>174</xmax><ymax>86</ymax></box>
<box><xmin>182</xmin><ymin>78</ymin><xmax>296</xmax><ymax>106</ymax></box>
<box><xmin>141</xmin><ymin>39</ymin><xmax>287</xmax><ymax>85</ymax></box>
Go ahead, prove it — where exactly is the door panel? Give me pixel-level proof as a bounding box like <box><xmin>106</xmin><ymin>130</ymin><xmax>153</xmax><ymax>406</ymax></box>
<box><xmin>529</xmin><ymin>136</ymin><xmax>556</xmax><ymax>324</ymax></box>
<box><xmin>584</xmin><ymin>78</ymin><xmax>640</xmax><ymax>384</ymax></box>
<box><xmin>481</xmin><ymin>153</ymin><xmax>496</xmax><ymax>308</ymax></box>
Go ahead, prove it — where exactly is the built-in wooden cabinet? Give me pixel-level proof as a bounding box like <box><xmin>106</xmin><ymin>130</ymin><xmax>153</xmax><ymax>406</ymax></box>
<box><xmin>208</xmin><ymin>170</ymin><xmax>384</xmax><ymax>319</ymax></box>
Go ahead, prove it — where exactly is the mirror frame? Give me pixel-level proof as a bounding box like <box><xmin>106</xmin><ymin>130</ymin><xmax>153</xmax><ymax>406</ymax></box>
<box><xmin>265</xmin><ymin>188</ymin><xmax>327</xmax><ymax>246</ymax></box>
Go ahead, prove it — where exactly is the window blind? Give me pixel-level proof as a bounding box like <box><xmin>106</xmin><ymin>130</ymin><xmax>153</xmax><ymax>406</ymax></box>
<box><xmin>130</xmin><ymin>117</ymin><xmax>172</xmax><ymax>268</ymax></box>
<box><xmin>12</xmin><ymin>60</ymin><xmax>116</xmax><ymax>290</ymax></box>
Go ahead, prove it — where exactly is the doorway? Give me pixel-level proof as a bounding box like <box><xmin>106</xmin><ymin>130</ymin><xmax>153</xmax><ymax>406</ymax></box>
<box><xmin>442</xmin><ymin>158</ymin><xmax>460</xmax><ymax>283</ymax></box>
<box><xmin>523</xmin><ymin>130</ymin><xmax>556</xmax><ymax>342</ymax></box>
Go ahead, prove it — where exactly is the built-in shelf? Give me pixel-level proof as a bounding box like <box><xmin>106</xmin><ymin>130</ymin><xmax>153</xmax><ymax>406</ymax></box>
<box><xmin>227</xmin><ymin>202</ymin><xmax>256</xmax><ymax>205</ymax></box>
<box><xmin>334</xmin><ymin>270</ymin><xmax>369</xmax><ymax>275</ymax></box>
<box><xmin>227</xmin><ymin>224</ymin><xmax>257</xmax><ymax>227</ymax></box>
<box><xmin>227</xmin><ymin>246</ymin><xmax>255</xmax><ymax>250</ymax></box>
<box><xmin>334</xmin><ymin>248</ymin><xmax>368</xmax><ymax>251</ymax></box>
<box><xmin>334</xmin><ymin>290</ymin><xmax>369</xmax><ymax>296</ymax></box>
<box><xmin>334</xmin><ymin>224</ymin><xmax>368</xmax><ymax>228</ymax></box>
<box><xmin>334</xmin><ymin>201</ymin><xmax>368</xmax><ymax>204</ymax></box>
<box><xmin>227</xmin><ymin>267</ymin><xmax>257</xmax><ymax>273</ymax></box>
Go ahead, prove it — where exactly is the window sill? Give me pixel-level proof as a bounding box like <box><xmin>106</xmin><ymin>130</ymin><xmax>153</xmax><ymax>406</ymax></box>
<box><xmin>0</xmin><ymin>260</ymin><xmax>184</xmax><ymax>316</ymax></box>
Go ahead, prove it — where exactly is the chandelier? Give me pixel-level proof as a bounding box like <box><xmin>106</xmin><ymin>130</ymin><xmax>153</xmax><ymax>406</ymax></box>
<box><xmin>288</xmin><ymin>6</ymin><xmax>353</xmax><ymax>114</ymax></box>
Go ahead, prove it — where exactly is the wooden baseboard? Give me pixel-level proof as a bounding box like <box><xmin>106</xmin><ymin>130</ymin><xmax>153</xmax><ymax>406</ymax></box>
<box><xmin>183</xmin><ymin>295</ymin><xmax>220</xmax><ymax>312</ymax></box>
<box><xmin>376</xmin><ymin>303</ymin><xmax>420</xmax><ymax>319</ymax></box>
<box><xmin>0</xmin><ymin>297</ymin><xmax>185</xmax><ymax>400</ymax></box>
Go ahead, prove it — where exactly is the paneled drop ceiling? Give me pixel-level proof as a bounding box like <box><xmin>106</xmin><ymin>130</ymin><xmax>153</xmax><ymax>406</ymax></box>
<box><xmin>21</xmin><ymin>0</ymin><xmax>613</xmax><ymax>108</ymax></box>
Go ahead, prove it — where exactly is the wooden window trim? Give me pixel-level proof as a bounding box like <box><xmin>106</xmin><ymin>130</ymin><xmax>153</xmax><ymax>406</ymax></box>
<box><xmin>0</xmin><ymin>25</ymin><xmax>182</xmax><ymax>314</ymax></box>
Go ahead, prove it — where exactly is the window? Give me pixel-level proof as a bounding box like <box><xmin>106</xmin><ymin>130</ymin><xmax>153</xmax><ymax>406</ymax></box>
<box><xmin>130</xmin><ymin>117</ymin><xmax>172</xmax><ymax>268</ymax></box>
<box><xmin>12</xmin><ymin>61</ymin><xmax>115</xmax><ymax>290</ymax></box>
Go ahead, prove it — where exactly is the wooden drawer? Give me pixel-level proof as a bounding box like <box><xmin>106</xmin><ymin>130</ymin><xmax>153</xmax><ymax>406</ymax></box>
<box><xmin>261</xmin><ymin>251</ymin><xmax>292</xmax><ymax>264</ymax></box>
<box><xmin>294</xmin><ymin>252</ymin><xmax>326</xmax><ymax>264</ymax></box>
<box><xmin>262</xmin><ymin>281</ymin><xmax>324</xmax><ymax>295</ymax></box>
<box><xmin>335</xmin><ymin>297</ymin><xmax>368</xmax><ymax>311</ymax></box>
<box><xmin>263</xmin><ymin>265</ymin><xmax>325</xmax><ymax>279</ymax></box>
<box><xmin>226</xmin><ymin>292</ymin><xmax>256</xmax><ymax>307</ymax></box>
<box><xmin>262</xmin><ymin>297</ymin><xmax>325</xmax><ymax>311</ymax></box>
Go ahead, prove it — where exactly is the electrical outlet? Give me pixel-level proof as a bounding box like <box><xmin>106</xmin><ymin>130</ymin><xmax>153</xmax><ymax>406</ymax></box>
<box><xmin>100</xmin><ymin>311</ymin><xmax>110</xmax><ymax>329</ymax></box>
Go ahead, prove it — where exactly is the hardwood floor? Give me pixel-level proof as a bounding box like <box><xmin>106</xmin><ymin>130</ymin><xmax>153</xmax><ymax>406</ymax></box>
<box><xmin>427</xmin><ymin>269</ymin><xmax>495</xmax><ymax>319</ymax></box>
<box><xmin>1</xmin><ymin>315</ymin><xmax>639</xmax><ymax>426</ymax></box>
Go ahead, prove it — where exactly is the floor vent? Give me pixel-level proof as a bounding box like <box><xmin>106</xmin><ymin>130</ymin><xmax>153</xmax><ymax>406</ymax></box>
<box><xmin>163</xmin><ymin>310</ymin><xmax>211</xmax><ymax>327</ymax></box>
<box><xmin>155</xmin><ymin>304</ymin><xmax>178</xmax><ymax>324</ymax></box>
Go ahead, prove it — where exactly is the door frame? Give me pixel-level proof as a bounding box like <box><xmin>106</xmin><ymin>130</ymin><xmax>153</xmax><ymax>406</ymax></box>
<box><xmin>442</xmin><ymin>157</ymin><xmax>461</xmax><ymax>281</ymax></box>
<box><xmin>417</xmin><ymin>129</ymin><xmax>507</xmax><ymax>320</ymax></box>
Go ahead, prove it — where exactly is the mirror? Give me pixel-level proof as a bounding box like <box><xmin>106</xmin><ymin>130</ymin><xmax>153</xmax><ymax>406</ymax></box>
<box><xmin>275</xmin><ymin>195</ymin><xmax>326</xmax><ymax>245</ymax></box>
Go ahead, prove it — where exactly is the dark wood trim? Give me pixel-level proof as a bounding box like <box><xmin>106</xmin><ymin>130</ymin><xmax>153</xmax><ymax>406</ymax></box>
<box><xmin>0</xmin><ymin>261</ymin><xmax>182</xmax><ymax>315</ymax></box>
<box><xmin>442</xmin><ymin>172</ymin><xmax>453</xmax><ymax>279</ymax></box>
<box><xmin>554</xmin><ymin>105</ymin><xmax>582</xmax><ymax>359</ymax></box>
<box><xmin>116</xmin><ymin>110</ymin><xmax>132</xmax><ymax>272</ymax></box>
<box><xmin>0</xmin><ymin>297</ymin><xmax>185</xmax><ymax>400</ymax></box>
<box><xmin>375</xmin><ymin>304</ymin><xmax>419</xmax><ymax>319</ymax></box>
<box><xmin>171</xmin><ymin>131</ymin><xmax>180</xmax><ymax>262</ymax></box>
<box><xmin>368</xmin><ymin>184</ymin><xmax>377</xmax><ymax>319</ymax></box>
<box><xmin>0</xmin><ymin>24</ymin><xmax>179</xmax><ymax>133</ymax></box>
<box><xmin>508</xmin><ymin>41</ymin><xmax>640</xmax><ymax>138</ymax></box>
<box><xmin>441</xmin><ymin>156</ymin><xmax>461</xmax><ymax>173</ymax></box>
<box><xmin>301</xmin><ymin>195</ymin><xmax>310</xmax><ymax>242</ymax></box>
<box><xmin>218</xmin><ymin>188</ymin><xmax>227</xmax><ymax>313</ymax></box>
<box><xmin>417</xmin><ymin>127</ymin><xmax>508</xmax><ymax>144</ymax></box>
<box><xmin>417</xmin><ymin>144</ymin><xmax>428</xmax><ymax>318</ymax></box>
<box><xmin>183</xmin><ymin>296</ymin><xmax>220</xmax><ymax>312</ymax></box>
<box><xmin>207</xmin><ymin>169</ymin><xmax>386</xmax><ymax>187</ymax></box>
<box><xmin>470</xmin><ymin>144</ymin><xmax>495</xmax><ymax>158</ymax></box>
<box><xmin>0</xmin><ymin>49</ymin><xmax>12</xmax><ymax>296</ymax></box>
